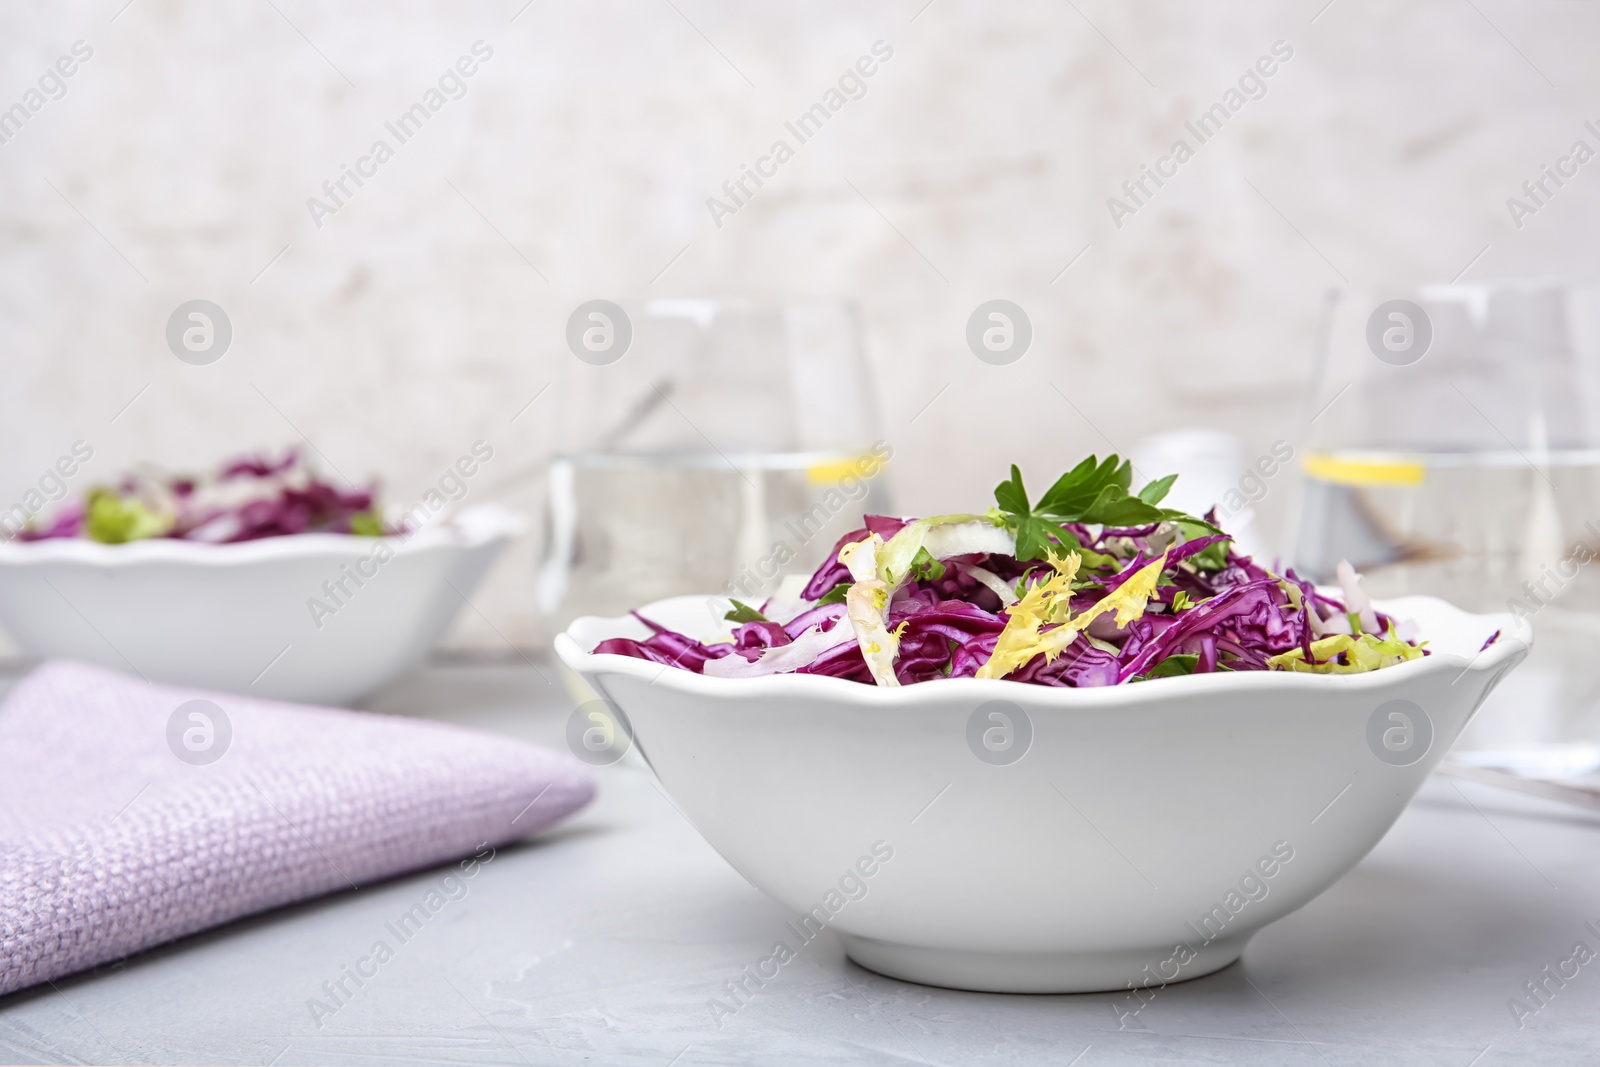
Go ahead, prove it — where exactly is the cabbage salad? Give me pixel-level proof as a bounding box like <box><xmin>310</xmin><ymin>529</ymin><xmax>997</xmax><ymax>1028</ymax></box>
<box><xmin>594</xmin><ymin>455</ymin><xmax>1426</xmax><ymax>686</ymax></box>
<box><xmin>16</xmin><ymin>449</ymin><xmax>393</xmax><ymax>544</ymax></box>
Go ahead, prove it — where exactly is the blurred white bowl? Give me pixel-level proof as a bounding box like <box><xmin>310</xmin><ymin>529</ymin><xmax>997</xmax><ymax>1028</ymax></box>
<box><xmin>558</xmin><ymin>593</ymin><xmax>1529</xmax><ymax>993</ymax></box>
<box><xmin>0</xmin><ymin>505</ymin><xmax>523</xmax><ymax>705</ymax></box>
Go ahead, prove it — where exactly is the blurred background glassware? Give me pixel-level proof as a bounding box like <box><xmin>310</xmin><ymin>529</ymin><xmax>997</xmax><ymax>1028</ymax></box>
<box><xmin>1288</xmin><ymin>279</ymin><xmax>1600</xmax><ymax>750</ymax></box>
<box><xmin>1132</xmin><ymin>429</ymin><xmax>1269</xmax><ymax>561</ymax></box>
<box><xmin>536</xmin><ymin>299</ymin><xmax>891</xmax><ymax>638</ymax></box>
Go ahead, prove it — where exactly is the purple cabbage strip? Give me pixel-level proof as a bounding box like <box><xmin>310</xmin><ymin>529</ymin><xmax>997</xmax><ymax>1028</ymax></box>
<box><xmin>15</xmin><ymin>503</ymin><xmax>85</xmax><ymax>541</ymax></box>
<box><xmin>592</xmin><ymin>631</ymin><xmax>733</xmax><ymax>674</ymax></box>
<box><xmin>783</xmin><ymin>602</ymin><xmax>847</xmax><ymax>638</ymax></box>
<box><xmin>18</xmin><ymin>447</ymin><xmax>389</xmax><ymax>543</ymax></box>
<box><xmin>1116</xmin><ymin>581</ymin><xmax>1282</xmax><ymax>682</ymax></box>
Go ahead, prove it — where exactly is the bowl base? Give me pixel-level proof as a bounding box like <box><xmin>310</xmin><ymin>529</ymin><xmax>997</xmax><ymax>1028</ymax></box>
<box><xmin>839</xmin><ymin>932</ymin><xmax>1251</xmax><ymax>994</ymax></box>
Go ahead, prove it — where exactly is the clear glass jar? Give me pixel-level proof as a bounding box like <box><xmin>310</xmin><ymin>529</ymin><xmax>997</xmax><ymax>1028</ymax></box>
<box><xmin>536</xmin><ymin>300</ymin><xmax>891</xmax><ymax>635</ymax></box>
<box><xmin>1290</xmin><ymin>280</ymin><xmax>1600</xmax><ymax>751</ymax></box>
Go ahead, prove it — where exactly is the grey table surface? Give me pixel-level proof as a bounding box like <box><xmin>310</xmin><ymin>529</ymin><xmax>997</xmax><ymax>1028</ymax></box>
<box><xmin>1</xmin><ymin>661</ymin><xmax>1598</xmax><ymax>1067</ymax></box>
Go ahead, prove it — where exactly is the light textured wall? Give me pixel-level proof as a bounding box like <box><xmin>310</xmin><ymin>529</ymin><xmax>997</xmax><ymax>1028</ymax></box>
<box><xmin>1</xmin><ymin>0</ymin><xmax>1595</xmax><ymax>648</ymax></box>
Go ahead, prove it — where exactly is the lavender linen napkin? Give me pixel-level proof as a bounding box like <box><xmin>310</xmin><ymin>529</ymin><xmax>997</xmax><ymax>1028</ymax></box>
<box><xmin>0</xmin><ymin>661</ymin><xmax>594</xmax><ymax>996</ymax></box>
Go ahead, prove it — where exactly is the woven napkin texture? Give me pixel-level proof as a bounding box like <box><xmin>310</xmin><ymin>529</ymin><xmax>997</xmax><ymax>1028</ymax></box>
<box><xmin>0</xmin><ymin>661</ymin><xmax>594</xmax><ymax>996</ymax></box>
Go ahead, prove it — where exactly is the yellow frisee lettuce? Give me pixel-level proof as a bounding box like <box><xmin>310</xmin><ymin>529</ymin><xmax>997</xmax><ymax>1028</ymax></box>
<box><xmin>1266</xmin><ymin>631</ymin><xmax>1425</xmax><ymax>674</ymax></box>
<box><xmin>837</xmin><ymin>519</ymin><xmax>1018</xmax><ymax>687</ymax></box>
<box><xmin>837</xmin><ymin>534</ymin><xmax>902</xmax><ymax>687</ymax></box>
<box><xmin>976</xmin><ymin>550</ymin><xmax>1169</xmax><ymax>681</ymax></box>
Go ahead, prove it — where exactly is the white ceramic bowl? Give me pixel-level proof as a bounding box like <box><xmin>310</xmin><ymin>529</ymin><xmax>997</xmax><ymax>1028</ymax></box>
<box><xmin>557</xmin><ymin>593</ymin><xmax>1530</xmax><ymax>993</ymax></box>
<box><xmin>0</xmin><ymin>506</ymin><xmax>523</xmax><ymax>705</ymax></box>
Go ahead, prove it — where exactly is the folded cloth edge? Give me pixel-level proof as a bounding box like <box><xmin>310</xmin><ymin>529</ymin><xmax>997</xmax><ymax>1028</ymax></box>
<box><xmin>0</xmin><ymin>660</ymin><xmax>596</xmax><ymax>996</ymax></box>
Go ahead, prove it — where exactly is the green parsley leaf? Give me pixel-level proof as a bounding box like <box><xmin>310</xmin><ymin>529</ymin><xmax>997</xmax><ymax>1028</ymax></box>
<box><xmin>1144</xmin><ymin>653</ymin><xmax>1199</xmax><ymax>678</ymax></box>
<box><xmin>1035</xmin><ymin>455</ymin><xmax>1121</xmax><ymax>518</ymax></box>
<box><xmin>1013</xmin><ymin>514</ymin><xmax>1065</xmax><ymax>562</ymax></box>
<box><xmin>907</xmin><ymin>546</ymin><xmax>946</xmax><ymax>582</ymax></box>
<box><xmin>993</xmin><ymin>465</ymin><xmax>1030</xmax><ymax>515</ymax></box>
<box><xmin>995</xmin><ymin>455</ymin><xmax>1231</xmax><ymax>562</ymax></box>
<box><xmin>1113</xmin><ymin>457</ymin><xmax>1134</xmax><ymax>493</ymax></box>
<box><xmin>1033</xmin><ymin>455</ymin><xmax>1171</xmax><ymax>528</ymax></box>
<box><xmin>1083</xmin><ymin>488</ymin><xmax>1165</xmax><ymax>527</ymax></box>
<box><xmin>723</xmin><ymin>599</ymin><xmax>769</xmax><ymax>623</ymax></box>
<box><xmin>1174</xmin><ymin>519</ymin><xmax>1231</xmax><ymax>571</ymax></box>
<box><xmin>1138</xmin><ymin>473</ymin><xmax>1178</xmax><ymax>505</ymax></box>
<box><xmin>816</xmin><ymin>583</ymin><xmax>851</xmax><ymax>605</ymax></box>
<box><xmin>1170</xmin><ymin>513</ymin><xmax>1226</xmax><ymax>537</ymax></box>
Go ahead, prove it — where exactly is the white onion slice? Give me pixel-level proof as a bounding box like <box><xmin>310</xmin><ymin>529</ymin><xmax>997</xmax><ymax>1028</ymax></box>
<box><xmin>702</xmin><ymin>622</ymin><xmax>856</xmax><ymax>678</ymax></box>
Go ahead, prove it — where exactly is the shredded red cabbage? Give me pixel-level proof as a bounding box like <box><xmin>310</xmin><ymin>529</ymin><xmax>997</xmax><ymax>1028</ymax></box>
<box><xmin>14</xmin><ymin>448</ymin><xmax>394</xmax><ymax>544</ymax></box>
<box><xmin>592</xmin><ymin>458</ymin><xmax>1431</xmax><ymax>687</ymax></box>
